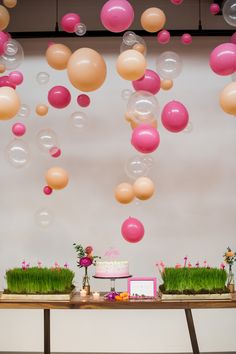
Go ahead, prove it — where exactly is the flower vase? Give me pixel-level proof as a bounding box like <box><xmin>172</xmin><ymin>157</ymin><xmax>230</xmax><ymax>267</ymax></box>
<box><xmin>82</xmin><ymin>267</ymin><xmax>90</xmax><ymax>295</ymax></box>
<box><xmin>227</xmin><ymin>265</ymin><xmax>235</xmax><ymax>293</ymax></box>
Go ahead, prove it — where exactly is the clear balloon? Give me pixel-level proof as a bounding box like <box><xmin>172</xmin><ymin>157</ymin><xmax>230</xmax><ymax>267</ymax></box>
<box><xmin>127</xmin><ymin>90</ymin><xmax>159</xmax><ymax>124</ymax></box>
<box><xmin>74</xmin><ymin>23</ymin><xmax>87</xmax><ymax>36</ymax></box>
<box><xmin>123</xmin><ymin>31</ymin><xmax>137</xmax><ymax>46</ymax></box>
<box><xmin>121</xmin><ymin>32</ymin><xmax>147</xmax><ymax>56</ymax></box>
<box><xmin>71</xmin><ymin>111</ymin><xmax>89</xmax><ymax>129</ymax></box>
<box><xmin>0</xmin><ymin>39</ymin><xmax>24</xmax><ymax>70</ymax></box>
<box><xmin>35</xmin><ymin>208</ymin><xmax>53</xmax><ymax>228</ymax></box>
<box><xmin>223</xmin><ymin>0</ymin><xmax>236</xmax><ymax>27</ymax></box>
<box><xmin>156</xmin><ymin>51</ymin><xmax>182</xmax><ymax>80</ymax></box>
<box><xmin>37</xmin><ymin>129</ymin><xmax>58</xmax><ymax>152</ymax></box>
<box><xmin>125</xmin><ymin>155</ymin><xmax>149</xmax><ymax>179</ymax></box>
<box><xmin>121</xmin><ymin>88</ymin><xmax>133</xmax><ymax>101</ymax></box>
<box><xmin>5</xmin><ymin>139</ymin><xmax>31</xmax><ymax>168</ymax></box>
<box><xmin>36</xmin><ymin>72</ymin><xmax>50</xmax><ymax>85</ymax></box>
<box><xmin>17</xmin><ymin>104</ymin><xmax>30</xmax><ymax>119</ymax></box>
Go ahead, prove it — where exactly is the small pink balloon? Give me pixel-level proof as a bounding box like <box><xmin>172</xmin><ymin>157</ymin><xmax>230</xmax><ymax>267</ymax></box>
<box><xmin>48</xmin><ymin>86</ymin><xmax>71</xmax><ymax>109</ymax></box>
<box><xmin>12</xmin><ymin>122</ymin><xmax>26</xmax><ymax>137</ymax></box>
<box><xmin>49</xmin><ymin>146</ymin><xmax>61</xmax><ymax>158</ymax></box>
<box><xmin>132</xmin><ymin>69</ymin><xmax>161</xmax><ymax>95</ymax></box>
<box><xmin>121</xmin><ymin>217</ymin><xmax>144</xmax><ymax>243</ymax></box>
<box><xmin>9</xmin><ymin>71</ymin><xmax>24</xmax><ymax>85</ymax></box>
<box><xmin>0</xmin><ymin>75</ymin><xmax>16</xmax><ymax>89</ymax></box>
<box><xmin>181</xmin><ymin>33</ymin><xmax>192</xmax><ymax>45</ymax></box>
<box><xmin>170</xmin><ymin>0</ymin><xmax>183</xmax><ymax>4</ymax></box>
<box><xmin>60</xmin><ymin>13</ymin><xmax>81</xmax><ymax>33</ymax></box>
<box><xmin>209</xmin><ymin>43</ymin><xmax>236</xmax><ymax>76</ymax></box>
<box><xmin>100</xmin><ymin>0</ymin><xmax>134</xmax><ymax>33</ymax></box>
<box><xmin>157</xmin><ymin>29</ymin><xmax>170</xmax><ymax>44</ymax></box>
<box><xmin>43</xmin><ymin>185</ymin><xmax>53</xmax><ymax>195</ymax></box>
<box><xmin>210</xmin><ymin>3</ymin><xmax>220</xmax><ymax>15</ymax></box>
<box><xmin>230</xmin><ymin>32</ymin><xmax>236</xmax><ymax>45</ymax></box>
<box><xmin>161</xmin><ymin>100</ymin><xmax>189</xmax><ymax>133</ymax></box>
<box><xmin>131</xmin><ymin>124</ymin><xmax>160</xmax><ymax>154</ymax></box>
<box><xmin>77</xmin><ymin>94</ymin><xmax>90</xmax><ymax>107</ymax></box>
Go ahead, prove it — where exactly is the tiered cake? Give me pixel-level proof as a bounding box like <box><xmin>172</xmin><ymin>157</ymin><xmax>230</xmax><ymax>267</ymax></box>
<box><xmin>95</xmin><ymin>260</ymin><xmax>129</xmax><ymax>277</ymax></box>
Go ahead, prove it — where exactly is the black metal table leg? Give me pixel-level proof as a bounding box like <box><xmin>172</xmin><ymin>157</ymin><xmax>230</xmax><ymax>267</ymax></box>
<box><xmin>185</xmin><ymin>309</ymin><xmax>200</xmax><ymax>354</ymax></box>
<box><xmin>44</xmin><ymin>309</ymin><xmax>50</xmax><ymax>354</ymax></box>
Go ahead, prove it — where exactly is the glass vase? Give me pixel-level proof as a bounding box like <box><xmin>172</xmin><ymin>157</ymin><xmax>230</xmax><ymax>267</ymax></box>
<box><xmin>82</xmin><ymin>267</ymin><xmax>90</xmax><ymax>295</ymax></box>
<box><xmin>227</xmin><ymin>265</ymin><xmax>235</xmax><ymax>293</ymax></box>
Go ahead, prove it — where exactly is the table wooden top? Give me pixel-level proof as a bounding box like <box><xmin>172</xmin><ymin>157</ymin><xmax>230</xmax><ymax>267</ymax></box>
<box><xmin>0</xmin><ymin>293</ymin><xmax>235</xmax><ymax>310</ymax></box>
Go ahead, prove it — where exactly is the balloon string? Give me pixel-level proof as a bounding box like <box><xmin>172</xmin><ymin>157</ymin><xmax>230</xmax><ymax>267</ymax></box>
<box><xmin>55</xmin><ymin>0</ymin><xmax>59</xmax><ymax>32</ymax></box>
<box><xmin>198</xmin><ymin>0</ymin><xmax>202</xmax><ymax>30</ymax></box>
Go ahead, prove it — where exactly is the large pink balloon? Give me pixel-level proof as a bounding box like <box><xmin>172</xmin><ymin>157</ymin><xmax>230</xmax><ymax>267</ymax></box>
<box><xmin>0</xmin><ymin>31</ymin><xmax>9</xmax><ymax>55</ymax></box>
<box><xmin>161</xmin><ymin>100</ymin><xmax>189</xmax><ymax>133</ymax></box>
<box><xmin>60</xmin><ymin>13</ymin><xmax>80</xmax><ymax>33</ymax></box>
<box><xmin>0</xmin><ymin>75</ymin><xmax>16</xmax><ymax>89</ymax></box>
<box><xmin>209</xmin><ymin>43</ymin><xmax>236</xmax><ymax>76</ymax></box>
<box><xmin>132</xmin><ymin>69</ymin><xmax>161</xmax><ymax>95</ymax></box>
<box><xmin>121</xmin><ymin>217</ymin><xmax>144</xmax><ymax>243</ymax></box>
<box><xmin>48</xmin><ymin>86</ymin><xmax>71</xmax><ymax>109</ymax></box>
<box><xmin>100</xmin><ymin>0</ymin><xmax>134</xmax><ymax>33</ymax></box>
<box><xmin>131</xmin><ymin>124</ymin><xmax>160</xmax><ymax>154</ymax></box>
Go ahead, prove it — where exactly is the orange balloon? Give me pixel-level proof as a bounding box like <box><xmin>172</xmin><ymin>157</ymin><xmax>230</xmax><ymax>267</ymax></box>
<box><xmin>220</xmin><ymin>82</ymin><xmax>236</xmax><ymax>116</ymax></box>
<box><xmin>3</xmin><ymin>0</ymin><xmax>17</xmax><ymax>8</ymax></box>
<box><xmin>0</xmin><ymin>87</ymin><xmax>20</xmax><ymax>120</ymax></box>
<box><xmin>133</xmin><ymin>177</ymin><xmax>155</xmax><ymax>200</ymax></box>
<box><xmin>116</xmin><ymin>49</ymin><xmax>146</xmax><ymax>81</ymax></box>
<box><xmin>133</xmin><ymin>43</ymin><xmax>146</xmax><ymax>55</ymax></box>
<box><xmin>0</xmin><ymin>63</ymin><xmax>6</xmax><ymax>73</ymax></box>
<box><xmin>67</xmin><ymin>48</ymin><xmax>107</xmax><ymax>92</ymax></box>
<box><xmin>46</xmin><ymin>43</ymin><xmax>72</xmax><ymax>70</ymax></box>
<box><xmin>0</xmin><ymin>5</ymin><xmax>10</xmax><ymax>31</ymax></box>
<box><xmin>115</xmin><ymin>182</ymin><xmax>135</xmax><ymax>204</ymax></box>
<box><xmin>141</xmin><ymin>7</ymin><xmax>166</xmax><ymax>33</ymax></box>
<box><xmin>45</xmin><ymin>167</ymin><xmax>69</xmax><ymax>190</ymax></box>
<box><xmin>35</xmin><ymin>104</ymin><xmax>49</xmax><ymax>116</ymax></box>
<box><xmin>161</xmin><ymin>79</ymin><xmax>173</xmax><ymax>90</ymax></box>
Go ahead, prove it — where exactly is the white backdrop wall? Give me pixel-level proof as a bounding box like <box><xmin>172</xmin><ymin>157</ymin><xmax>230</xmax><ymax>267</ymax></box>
<box><xmin>0</xmin><ymin>36</ymin><xmax>236</xmax><ymax>352</ymax></box>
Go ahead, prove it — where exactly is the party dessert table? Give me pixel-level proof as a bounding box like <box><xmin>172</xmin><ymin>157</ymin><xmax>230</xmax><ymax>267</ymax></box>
<box><xmin>0</xmin><ymin>292</ymin><xmax>236</xmax><ymax>354</ymax></box>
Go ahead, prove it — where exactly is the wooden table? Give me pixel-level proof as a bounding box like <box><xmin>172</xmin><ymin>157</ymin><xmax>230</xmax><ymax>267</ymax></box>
<box><xmin>0</xmin><ymin>293</ymin><xmax>236</xmax><ymax>354</ymax></box>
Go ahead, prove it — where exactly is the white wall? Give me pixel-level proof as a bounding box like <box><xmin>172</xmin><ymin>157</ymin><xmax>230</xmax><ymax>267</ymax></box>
<box><xmin>0</xmin><ymin>36</ymin><xmax>236</xmax><ymax>352</ymax></box>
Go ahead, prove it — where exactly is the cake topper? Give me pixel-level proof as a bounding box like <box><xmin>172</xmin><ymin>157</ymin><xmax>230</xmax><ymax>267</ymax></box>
<box><xmin>104</xmin><ymin>247</ymin><xmax>120</xmax><ymax>260</ymax></box>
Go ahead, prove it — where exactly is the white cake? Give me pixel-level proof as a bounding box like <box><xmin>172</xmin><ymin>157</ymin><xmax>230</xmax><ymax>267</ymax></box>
<box><xmin>95</xmin><ymin>261</ymin><xmax>129</xmax><ymax>278</ymax></box>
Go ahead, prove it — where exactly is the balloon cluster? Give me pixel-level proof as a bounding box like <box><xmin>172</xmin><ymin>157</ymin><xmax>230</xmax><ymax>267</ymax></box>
<box><xmin>115</xmin><ymin>177</ymin><xmax>155</xmax><ymax>204</ymax></box>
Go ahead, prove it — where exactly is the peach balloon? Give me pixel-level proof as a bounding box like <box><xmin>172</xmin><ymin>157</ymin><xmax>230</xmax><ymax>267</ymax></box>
<box><xmin>133</xmin><ymin>43</ymin><xmax>146</xmax><ymax>55</ymax></box>
<box><xmin>0</xmin><ymin>5</ymin><xmax>10</xmax><ymax>31</ymax></box>
<box><xmin>220</xmin><ymin>82</ymin><xmax>236</xmax><ymax>116</ymax></box>
<box><xmin>115</xmin><ymin>182</ymin><xmax>135</xmax><ymax>204</ymax></box>
<box><xmin>161</xmin><ymin>79</ymin><xmax>173</xmax><ymax>90</ymax></box>
<box><xmin>116</xmin><ymin>49</ymin><xmax>146</xmax><ymax>81</ymax></box>
<box><xmin>45</xmin><ymin>167</ymin><xmax>69</xmax><ymax>190</ymax></box>
<box><xmin>133</xmin><ymin>177</ymin><xmax>155</xmax><ymax>200</ymax></box>
<box><xmin>46</xmin><ymin>43</ymin><xmax>72</xmax><ymax>70</ymax></box>
<box><xmin>3</xmin><ymin>0</ymin><xmax>17</xmax><ymax>8</ymax></box>
<box><xmin>0</xmin><ymin>87</ymin><xmax>20</xmax><ymax>120</ymax></box>
<box><xmin>0</xmin><ymin>63</ymin><xmax>6</xmax><ymax>73</ymax></box>
<box><xmin>130</xmin><ymin>118</ymin><xmax>157</xmax><ymax>130</ymax></box>
<box><xmin>36</xmin><ymin>104</ymin><xmax>49</xmax><ymax>116</ymax></box>
<box><xmin>67</xmin><ymin>48</ymin><xmax>107</xmax><ymax>92</ymax></box>
<box><xmin>141</xmin><ymin>7</ymin><xmax>166</xmax><ymax>33</ymax></box>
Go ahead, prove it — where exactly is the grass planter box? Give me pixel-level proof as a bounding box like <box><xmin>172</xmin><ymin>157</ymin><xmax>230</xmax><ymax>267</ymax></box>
<box><xmin>1</xmin><ymin>267</ymin><xmax>75</xmax><ymax>301</ymax></box>
<box><xmin>159</xmin><ymin>267</ymin><xmax>231</xmax><ymax>301</ymax></box>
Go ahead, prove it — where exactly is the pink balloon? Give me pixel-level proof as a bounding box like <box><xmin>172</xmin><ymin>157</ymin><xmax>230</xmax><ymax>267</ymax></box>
<box><xmin>230</xmin><ymin>32</ymin><xmax>236</xmax><ymax>45</ymax></box>
<box><xmin>157</xmin><ymin>30</ymin><xmax>170</xmax><ymax>44</ymax></box>
<box><xmin>131</xmin><ymin>124</ymin><xmax>160</xmax><ymax>154</ymax></box>
<box><xmin>48</xmin><ymin>86</ymin><xmax>71</xmax><ymax>109</ymax></box>
<box><xmin>121</xmin><ymin>217</ymin><xmax>144</xmax><ymax>243</ymax></box>
<box><xmin>161</xmin><ymin>100</ymin><xmax>189</xmax><ymax>133</ymax></box>
<box><xmin>100</xmin><ymin>0</ymin><xmax>134</xmax><ymax>33</ymax></box>
<box><xmin>210</xmin><ymin>3</ymin><xmax>220</xmax><ymax>15</ymax></box>
<box><xmin>0</xmin><ymin>31</ymin><xmax>9</xmax><ymax>55</ymax></box>
<box><xmin>43</xmin><ymin>185</ymin><xmax>53</xmax><ymax>195</ymax></box>
<box><xmin>49</xmin><ymin>146</ymin><xmax>61</xmax><ymax>158</ymax></box>
<box><xmin>209</xmin><ymin>43</ymin><xmax>236</xmax><ymax>76</ymax></box>
<box><xmin>77</xmin><ymin>94</ymin><xmax>90</xmax><ymax>107</ymax></box>
<box><xmin>60</xmin><ymin>13</ymin><xmax>81</xmax><ymax>33</ymax></box>
<box><xmin>9</xmin><ymin>71</ymin><xmax>24</xmax><ymax>85</ymax></box>
<box><xmin>181</xmin><ymin>33</ymin><xmax>192</xmax><ymax>45</ymax></box>
<box><xmin>170</xmin><ymin>0</ymin><xmax>183</xmax><ymax>4</ymax></box>
<box><xmin>0</xmin><ymin>75</ymin><xmax>16</xmax><ymax>89</ymax></box>
<box><xmin>132</xmin><ymin>69</ymin><xmax>161</xmax><ymax>95</ymax></box>
<box><xmin>12</xmin><ymin>123</ymin><xmax>26</xmax><ymax>137</ymax></box>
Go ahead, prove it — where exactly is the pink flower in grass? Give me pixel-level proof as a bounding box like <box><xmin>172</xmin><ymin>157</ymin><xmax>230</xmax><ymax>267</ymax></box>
<box><xmin>64</xmin><ymin>262</ymin><xmax>68</xmax><ymax>268</ymax></box>
<box><xmin>220</xmin><ymin>263</ymin><xmax>225</xmax><ymax>270</ymax></box>
<box><xmin>188</xmin><ymin>262</ymin><xmax>192</xmax><ymax>268</ymax></box>
<box><xmin>175</xmin><ymin>263</ymin><xmax>182</xmax><ymax>269</ymax></box>
<box><xmin>184</xmin><ymin>256</ymin><xmax>188</xmax><ymax>267</ymax></box>
<box><xmin>37</xmin><ymin>261</ymin><xmax>42</xmax><ymax>268</ymax></box>
<box><xmin>195</xmin><ymin>262</ymin><xmax>200</xmax><ymax>268</ymax></box>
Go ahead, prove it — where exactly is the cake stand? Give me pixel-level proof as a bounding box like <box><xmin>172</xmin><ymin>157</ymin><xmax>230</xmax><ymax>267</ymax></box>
<box><xmin>93</xmin><ymin>275</ymin><xmax>132</xmax><ymax>292</ymax></box>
